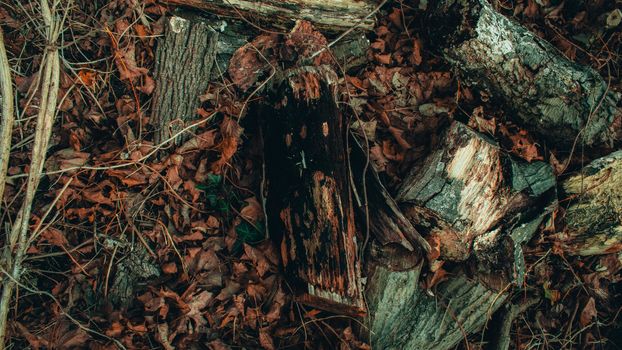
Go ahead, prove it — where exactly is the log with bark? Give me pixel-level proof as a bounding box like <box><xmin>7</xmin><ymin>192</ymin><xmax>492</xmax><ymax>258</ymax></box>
<box><xmin>259</xmin><ymin>69</ymin><xmax>365</xmax><ymax>314</ymax></box>
<box><xmin>162</xmin><ymin>0</ymin><xmax>379</xmax><ymax>33</ymax></box>
<box><xmin>366</xmin><ymin>252</ymin><xmax>508</xmax><ymax>350</ymax></box>
<box><xmin>151</xmin><ymin>12</ymin><xmax>218</xmax><ymax>147</ymax></box>
<box><xmin>427</xmin><ymin>0</ymin><xmax>621</xmax><ymax>148</ymax></box>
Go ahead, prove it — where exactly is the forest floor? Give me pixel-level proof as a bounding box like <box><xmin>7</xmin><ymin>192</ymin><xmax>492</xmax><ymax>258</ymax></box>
<box><xmin>0</xmin><ymin>0</ymin><xmax>621</xmax><ymax>349</ymax></box>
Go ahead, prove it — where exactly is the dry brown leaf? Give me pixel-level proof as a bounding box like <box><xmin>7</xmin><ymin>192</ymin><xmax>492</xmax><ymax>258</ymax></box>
<box><xmin>115</xmin><ymin>42</ymin><xmax>149</xmax><ymax>81</ymax></box>
<box><xmin>240</xmin><ymin>197</ymin><xmax>263</xmax><ymax>224</ymax></box>
<box><xmin>580</xmin><ymin>297</ymin><xmax>597</xmax><ymax>327</ymax></box>
<box><xmin>259</xmin><ymin>328</ymin><xmax>276</xmax><ymax>350</ymax></box>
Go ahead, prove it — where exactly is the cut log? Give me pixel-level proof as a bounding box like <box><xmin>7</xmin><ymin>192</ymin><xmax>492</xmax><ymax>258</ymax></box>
<box><xmin>163</xmin><ymin>0</ymin><xmax>378</xmax><ymax>33</ymax></box>
<box><xmin>365</xmin><ymin>245</ymin><xmax>507</xmax><ymax>350</ymax></box>
<box><xmin>259</xmin><ymin>69</ymin><xmax>364</xmax><ymax>314</ymax></box>
<box><xmin>556</xmin><ymin>150</ymin><xmax>622</xmax><ymax>256</ymax></box>
<box><xmin>151</xmin><ymin>13</ymin><xmax>218</xmax><ymax>147</ymax></box>
<box><xmin>396</xmin><ymin>121</ymin><xmax>556</xmax><ymax>282</ymax></box>
<box><xmin>427</xmin><ymin>0</ymin><xmax>621</xmax><ymax>147</ymax></box>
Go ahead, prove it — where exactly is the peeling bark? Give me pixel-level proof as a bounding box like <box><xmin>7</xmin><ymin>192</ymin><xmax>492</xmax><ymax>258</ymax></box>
<box><xmin>259</xmin><ymin>71</ymin><xmax>364</xmax><ymax>314</ymax></box>
<box><xmin>151</xmin><ymin>14</ymin><xmax>218</xmax><ymax>147</ymax></box>
<box><xmin>428</xmin><ymin>0</ymin><xmax>621</xmax><ymax>147</ymax></box>
<box><xmin>163</xmin><ymin>0</ymin><xmax>378</xmax><ymax>33</ymax></box>
<box><xmin>557</xmin><ymin>150</ymin><xmax>622</xmax><ymax>256</ymax></box>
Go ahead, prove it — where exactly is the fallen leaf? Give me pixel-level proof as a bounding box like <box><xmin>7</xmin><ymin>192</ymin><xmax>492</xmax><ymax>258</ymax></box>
<box><xmin>580</xmin><ymin>297</ymin><xmax>597</xmax><ymax>327</ymax></box>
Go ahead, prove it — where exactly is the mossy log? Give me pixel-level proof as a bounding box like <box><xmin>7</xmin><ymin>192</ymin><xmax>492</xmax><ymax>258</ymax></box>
<box><xmin>428</xmin><ymin>0</ymin><xmax>621</xmax><ymax>148</ymax></box>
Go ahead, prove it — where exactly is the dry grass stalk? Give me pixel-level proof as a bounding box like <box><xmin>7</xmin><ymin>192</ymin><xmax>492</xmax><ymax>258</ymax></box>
<box><xmin>0</xmin><ymin>1</ymin><xmax>68</xmax><ymax>347</ymax></box>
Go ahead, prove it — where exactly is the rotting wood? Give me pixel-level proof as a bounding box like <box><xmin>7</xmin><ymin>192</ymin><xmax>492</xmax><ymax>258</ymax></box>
<box><xmin>163</xmin><ymin>0</ymin><xmax>378</xmax><ymax>33</ymax></box>
<box><xmin>259</xmin><ymin>69</ymin><xmax>364</xmax><ymax>314</ymax></box>
<box><xmin>151</xmin><ymin>13</ymin><xmax>218</xmax><ymax>147</ymax></box>
<box><xmin>427</xmin><ymin>0</ymin><xmax>621</xmax><ymax>147</ymax></box>
<box><xmin>555</xmin><ymin>150</ymin><xmax>622</xmax><ymax>256</ymax></box>
<box><xmin>396</xmin><ymin>121</ymin><xmax>556</xmax><ymax>283</ymax></box>
<box><xmin>350</xmin><ymin>134</ymin><xmax>430</xmax><ymax>253</ymax></box>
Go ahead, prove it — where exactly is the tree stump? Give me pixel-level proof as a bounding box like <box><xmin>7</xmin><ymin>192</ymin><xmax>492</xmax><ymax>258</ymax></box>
<box><xmin>151</xmin><ymin>14</ymin><xmax>218</xmax><ymax>147</ymax></box>
<box><xmin>259</xmin><ymin>70</ymin><xmax>364</xmax><ymax>314</ymax></box>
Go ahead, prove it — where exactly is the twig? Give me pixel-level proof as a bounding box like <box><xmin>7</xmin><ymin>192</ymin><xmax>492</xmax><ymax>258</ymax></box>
<box><xmin>0</xmin><ymin>1</ymin><xmax>68</xmax><ymax>347</ymax></box>
<box><xmin>0</xmin><ymin>27</ymin><xmax>14</xmax><ymax>204</ymax></box>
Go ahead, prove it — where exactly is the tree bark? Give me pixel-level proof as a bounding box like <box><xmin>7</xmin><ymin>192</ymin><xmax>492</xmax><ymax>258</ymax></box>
<box><xmin>259</xmin><ymin>69</ymin><xmax>364</xmax><ymax>314</ymax></box>
<box><xmin>151</xmin><ymin>13</ymin><xmax>218</xmax><ymax>147</ymax></box>
<box><xmin>556</xmin><ymin>150</ymin><xmax>622</xmax><ymax>256</ymax></box>
<box><xmin>163</xmin><ymin>0</ymin><xmax>378</xmax><ymax>33</ymax></box>
<box><xmin>365</xmin><ymin>248</ymin><xmax>507</xmax><ymax>350</ymax></box>
<box><xmin>427</xmin><ymin>0</ymin><xmax>621</xmax><ymax>148</ymax></box>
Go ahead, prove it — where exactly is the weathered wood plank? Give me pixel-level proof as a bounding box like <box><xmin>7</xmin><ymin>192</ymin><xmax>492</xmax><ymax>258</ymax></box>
<box><xmin>163</xmin><ymin>0</ymin><xmax>378</xmax><ymax>33</ymax></box>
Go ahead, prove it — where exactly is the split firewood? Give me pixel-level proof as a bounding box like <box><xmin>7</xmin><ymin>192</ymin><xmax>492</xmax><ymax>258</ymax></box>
<box><xmin>396</xmin><ymin>121</ymin><xmax>556</xmax><ymax>282</ymax></box>
<box><xmin>555</xmin><ymin>150</ymin><xmax>622</xmax><ymax>256</ymax></box>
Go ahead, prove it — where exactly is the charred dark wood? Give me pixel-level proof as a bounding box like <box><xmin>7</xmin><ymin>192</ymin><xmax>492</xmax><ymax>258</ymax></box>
<box><xmin>259</xmin><ymin>70</ymin><xmax>364</xmax><ymax>314</ymax></box>
<box><xmin>396</xmin><ymin>121</ymin><xmax>556</xmax><ymax>283</ymax></box>
<box><xmin>427</xmin><ymin>0</ymin><xmax>621</xmax><ymax>148</ymax></box>
<box><xmin>151</xmin><ymin>14</ymin><xmax>218</xmax><ymax>147</ymax></box>
<box><xmin>163</xmin><ymin>0</ymin><xmax>378</xmax><ymax>33</ymax></box>
<box><xmin>555</xmin><ymin>150</ymin><xmax>622</xmax><ymax>256</ymax></box>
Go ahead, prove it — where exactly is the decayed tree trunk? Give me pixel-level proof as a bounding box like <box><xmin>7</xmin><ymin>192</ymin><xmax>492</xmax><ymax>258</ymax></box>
<box><xmin>260</xmin><ymin>69</ymin><xmax>364</xmax><ymax>314</ymax></box>
<box><xmin>556</xmin><ymin>150</ymin><xmax>622</xmax><ymax>256</ymax></box>
<box><xmin>163</xmin><ymin>0</ymin><xmax>378</xmax><ymax>33</ymax></box>
<box><xmin>151</xmin><ymin>13</ymin><xmax>218</xmax><ymax>147</ymax></box>
<box><xmin>427</xmin><ymin>0</ymin><xmax>621</xmax><ymax>147</ymax></box>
